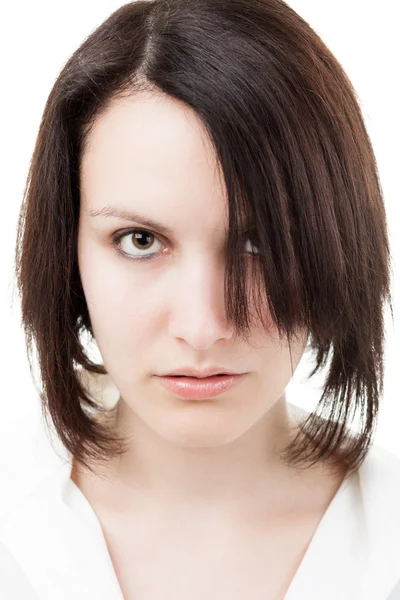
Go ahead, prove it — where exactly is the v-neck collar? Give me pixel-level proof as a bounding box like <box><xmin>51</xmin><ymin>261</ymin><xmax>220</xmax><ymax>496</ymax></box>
<box><xmin>64</xmin><ymin>456</ymin><xmax>364</xmax><ymax>600</ymax></box>
<box><xmin>284</xmin><ymin>469</ymin><xmax>368</xmax><ymax>598</ymax></box>
<box><xmin>0</xmin><ymin>446</ymin><xmax>369</xmax><ymax>600</ymax></box>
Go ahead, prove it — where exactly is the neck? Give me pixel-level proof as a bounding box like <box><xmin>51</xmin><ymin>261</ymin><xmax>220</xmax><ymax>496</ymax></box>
<box><xmin>73</xmin><ymin>395</ymin><xmax>310</xmax><ymax>520</ymax></box>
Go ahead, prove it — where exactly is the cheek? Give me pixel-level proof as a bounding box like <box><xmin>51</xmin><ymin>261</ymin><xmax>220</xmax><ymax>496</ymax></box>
<box><xmin>78</xmin><ymin>244</ymin><xmax>163</xmax><ymax>358</ymax></box>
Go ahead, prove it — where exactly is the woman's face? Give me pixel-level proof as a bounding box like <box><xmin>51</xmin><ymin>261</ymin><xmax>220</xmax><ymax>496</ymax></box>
<box><xmin>78</xmin><ymin>91</ymin><xmax>308</xmax><ymax>447</ymax></box>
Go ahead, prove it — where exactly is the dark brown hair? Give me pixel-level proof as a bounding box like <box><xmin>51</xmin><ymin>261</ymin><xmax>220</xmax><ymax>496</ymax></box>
<box><xmin>13</xmin><ymin>0</ymin><xmax>393</xmax><ymax>477</ymax></box>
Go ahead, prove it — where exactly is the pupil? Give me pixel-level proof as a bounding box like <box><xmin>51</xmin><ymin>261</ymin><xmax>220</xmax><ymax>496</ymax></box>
<box><xmin>134</xmin><ymin>231</ymin><xmax>152</xmax><ymax>248</ymax></box>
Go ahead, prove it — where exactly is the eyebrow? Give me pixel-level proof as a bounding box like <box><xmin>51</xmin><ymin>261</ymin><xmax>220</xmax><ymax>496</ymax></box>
<box><xmin>87</xmin><ymin>206</ymin><xmax>175</xmax><ymax>237</ymax></box>
<box><xmin>87</xmin><ymin>205</ymin><xmax>253</xmax><ymax>236</ymax></box>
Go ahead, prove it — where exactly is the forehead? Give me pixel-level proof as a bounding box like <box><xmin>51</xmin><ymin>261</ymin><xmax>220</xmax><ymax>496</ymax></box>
<box><xmin>79</xmin><ymin>92</ymin><xmax>250</xmax><ymax>233</ymax></box>
<box><xmin>80</xmin><ymin>92</ymin><xmax>222</xmax><ymax>193</ymax></box>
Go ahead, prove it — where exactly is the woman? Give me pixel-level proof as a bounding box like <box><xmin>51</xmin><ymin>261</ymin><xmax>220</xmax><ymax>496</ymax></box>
<box><xmin>2</xmin><ymin>0</ymin><xmax>400</xmax><ymax>598</ymax></box>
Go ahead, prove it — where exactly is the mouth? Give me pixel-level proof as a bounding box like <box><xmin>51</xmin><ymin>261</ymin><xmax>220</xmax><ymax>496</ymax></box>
<box><xmin>172</xmin><ymin>374</ymin><xmax>227</xmax><ymax>378</ymax></box>
<box><xmin>157</xmin><ymin>372</ymin><xmax>246</xmax><ymax>399</ymax></box>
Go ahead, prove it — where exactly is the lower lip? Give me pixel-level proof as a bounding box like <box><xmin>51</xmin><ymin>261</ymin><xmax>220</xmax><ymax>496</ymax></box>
<box><xmin>156</xmin><ymin>374</ymin><xmax>246</xmax><ymax>400</ymax></box>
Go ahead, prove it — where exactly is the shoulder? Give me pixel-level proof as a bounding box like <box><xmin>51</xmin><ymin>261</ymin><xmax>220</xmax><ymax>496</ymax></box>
<box><xmin>0</xmin><ymin>540</ymin><xmax>40</xmax><ymax>599</ymax></box>
<box><xmin>356</xmin><ymin>443</ymin><xmax>400</xmax><ymax>599</ymax></box>
<box><xmin>0</xmin><ymin>407</ymin><xmax>71</xmax><ymax>532</ymax></box>
<box><xmin>0</xmin><ymin>422</ymin><xmax>71</xmax><ymax>536</ymax></box>
<box><xmin>358</xmin><ymin>443</ymin><xmax>400</xmax><ymax>513</ymax></box>
<box><xmin>357</xmin><ymin>442</ymin><xmax>400</xmax><ymax>524</ymax></box>
<box><xmin>360</xmin><ymin>442</ymin><xmax>400</xmax><ymax>480</ymax></box>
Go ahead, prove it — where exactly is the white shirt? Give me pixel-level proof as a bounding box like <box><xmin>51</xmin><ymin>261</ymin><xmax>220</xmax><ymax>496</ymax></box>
<box><xmin>1</xmin><ymin>405</ymin><xmax>400</xmax><ymax>599</ymax></box>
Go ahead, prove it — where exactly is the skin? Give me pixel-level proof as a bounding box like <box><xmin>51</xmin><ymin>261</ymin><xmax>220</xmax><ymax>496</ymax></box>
<box><xmin>75</xmin><ymin>90</ymin><xmax>344</xmax><ymax>526</ymax></box>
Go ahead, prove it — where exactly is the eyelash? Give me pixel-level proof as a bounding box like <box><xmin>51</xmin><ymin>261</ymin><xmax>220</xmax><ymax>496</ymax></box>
<box><xmin>111</xmin><ymin>228</ymin><xmax>259</xmax><ymax>262</ymax></box>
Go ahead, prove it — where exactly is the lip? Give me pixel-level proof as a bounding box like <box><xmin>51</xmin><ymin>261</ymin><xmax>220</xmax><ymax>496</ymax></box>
<box><xmin>156</xmin><ymin>373</ymin><xmax>246</xmax><ymax>400</ymax></box>
<box><xmin>160</xmin><ymin>367</ymin><xmax>242</xmax><ymax>379</ymax></box>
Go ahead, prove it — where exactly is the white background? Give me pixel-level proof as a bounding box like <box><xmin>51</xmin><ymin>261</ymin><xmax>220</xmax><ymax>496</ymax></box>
<box><xmin>0</xmin><ymin>0</ymin><xmax>398</xmax><ymax>487</ymax></box>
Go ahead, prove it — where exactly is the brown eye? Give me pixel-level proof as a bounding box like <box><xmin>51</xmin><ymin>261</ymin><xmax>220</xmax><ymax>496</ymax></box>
<box><xmin>130</xmin><ymin>230</ymin><xmax>155</xmax><ymax>250</ymax></box>
<box><xmin>113</xmin><ymin>228</ymin><xmax>163</xmax><ymax>260</ymax></box>
<box><xmin>112</xmin><ymin>228</ymin><xmax>260</xmax><ymax>262</ymax></box>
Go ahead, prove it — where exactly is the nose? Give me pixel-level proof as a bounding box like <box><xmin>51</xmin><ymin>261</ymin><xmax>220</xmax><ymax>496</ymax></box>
<box><xmin>168</xmin><ymin>256</ymin><xmax>234</xmax><ymax>350</ymax></box>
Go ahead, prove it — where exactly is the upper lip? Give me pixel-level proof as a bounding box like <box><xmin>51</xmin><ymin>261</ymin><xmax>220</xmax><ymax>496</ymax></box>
<box><xmin>160</xmin><ymin>367</ymin><xmax>243</xmax><ymax>378</ymax></box>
